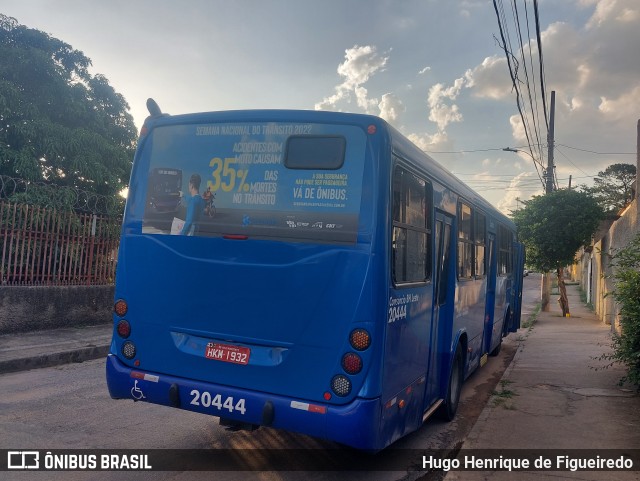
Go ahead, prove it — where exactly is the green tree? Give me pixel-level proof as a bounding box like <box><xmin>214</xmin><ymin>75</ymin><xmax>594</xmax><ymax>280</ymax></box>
<box><xmin>605</xmin><ymin>233</ymin><xmax>640</xmax><ymax>389</ymax></box>
<box><xmin>0</xmin><ymin>14</ymin><xmax>136</xmax><ymax>204</ymax></box>
<box><xmin>580</xmin><ymin>163</ymin><xmax>637</xmax><ymax>213</ymax></box>
<box><xmin>512</xmin><ymin>189</ymin><xmax>604</xmax><ymax>316</ymax></box>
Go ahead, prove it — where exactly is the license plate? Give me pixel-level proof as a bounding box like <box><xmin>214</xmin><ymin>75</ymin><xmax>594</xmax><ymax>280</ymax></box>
<box><xmin>205</xmin><ymin>342</ymin><xmax>250</xmax><ymax>365</ymax></box>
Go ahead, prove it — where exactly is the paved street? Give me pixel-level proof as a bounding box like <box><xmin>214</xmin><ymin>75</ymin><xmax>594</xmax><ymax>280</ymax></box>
<box><xmin>0</xmin><ymin>275</ymin><xmax>542</xmax><ymax>480</ymax></box>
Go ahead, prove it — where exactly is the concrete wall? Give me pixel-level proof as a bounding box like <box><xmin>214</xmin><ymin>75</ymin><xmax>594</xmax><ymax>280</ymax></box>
<box><xmin>574</xmin><ymin>199</ymin><xmax>639</xmax><ymax>331</ymax></box>
<box><xmin>0</xmin><ymin>285</ymin><xmax>114</xmax><ymax>334</ymax></box>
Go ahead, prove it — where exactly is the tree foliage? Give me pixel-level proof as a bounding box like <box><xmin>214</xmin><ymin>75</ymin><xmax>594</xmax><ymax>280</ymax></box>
<box><xmin>513</xmin><ymin>189</ymin><xmax>604</xmax><ymax>272</ymax></box>
<box><xmin>0</xmin><ymin>14</ymin><xmax>137</xmax><ymax>201</ymax></box>
<box><xmin>580</xmin><ymin>163</ymin><xmax>637</xmax><ymax>213</ymax></box>
<box><xmin>513</xmin><ymin>189</ymin><xmax>604</xmax><ymax>315</ymax></box>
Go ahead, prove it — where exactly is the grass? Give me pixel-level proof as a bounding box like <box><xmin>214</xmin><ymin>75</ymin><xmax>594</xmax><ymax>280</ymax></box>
<box><xmin>492</xmin><ymin>380</ymin><xmax>518</xmax><ymax>409</ymax></box>
<box><xmin>521</xmin><ymin>302</ymin><xmax>541</xmax><ymax>330</ymax></box>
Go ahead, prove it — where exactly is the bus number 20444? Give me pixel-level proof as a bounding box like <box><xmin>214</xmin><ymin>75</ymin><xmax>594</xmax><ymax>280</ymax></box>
<box><xmin>190</xmin><ymin>389</ymin><xmax>247</xmax><ymax>415</ymax></box>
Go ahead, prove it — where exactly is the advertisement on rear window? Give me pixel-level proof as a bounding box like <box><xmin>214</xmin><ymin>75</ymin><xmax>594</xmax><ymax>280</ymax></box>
<box><xmin>142</xmin><ymin>122</ymin><xmax>366</xmax><ymax>244</ymax></box>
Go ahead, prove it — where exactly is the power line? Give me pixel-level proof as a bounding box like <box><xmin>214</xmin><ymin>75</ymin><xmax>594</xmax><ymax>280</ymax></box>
<box><xmin>523</xmin><ymin>0</ymin><xmax>545</xmax><ymax>166</ymax></box>
<box><xmin>511</xmin><ymin>0</ymin><xmax>545</xmax><ymax>169</ymax></box>
<box><xmin>425</xmin><ymin>147</ymin><xmax>509</xmax><ymax>154</ymax></box>
<box><xmin>554</xmin><ymin>146</ymin><xmax>594</xmax><ymax>177</ymax></box>
<box><xmin>428</xmin><ymin>143</ymin><xmax>635</xmax><ymax>157</ymax></box>
<box><xmin>492</xmin><ymin>0</ymin><xmax>548</xmax><ymax>180</ymax></box>
<box><xmin>533</xmin><ymin>0</ymin><xmax>549</xmax><ymax>129</ymax></box>
<box><xmin>555</xmin><ymin>143</ymin><xmax>636</xmax><ymax>155</ymax></box>
<box><xmin>493</xmin><ymin>0</ymin><xmax>535</xmax><ymax>158</ymax></box>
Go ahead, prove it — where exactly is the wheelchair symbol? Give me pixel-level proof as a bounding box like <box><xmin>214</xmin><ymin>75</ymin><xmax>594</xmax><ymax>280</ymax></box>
<box><xmin>131</xmin><ymin>380</ymin><xmax>146</xmax><ymax>400</ymax></box>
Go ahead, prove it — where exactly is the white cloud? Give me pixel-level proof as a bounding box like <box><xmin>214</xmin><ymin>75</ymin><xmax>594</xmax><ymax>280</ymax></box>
<box><xmin>315</xmin><ymin>45</ymin><xmax>389</xmax><ymax>113</ymax></box>
<box><xmin>509</xmin><ymin>114</ymin><xmax>527</xmax><ymax>144</ymax></box>
<box><xmin>465</xmin><ymin>56</ymin><xmax>511</xmax><ymax>100</ymax></box>
<box><xmin>598</xmin><ymin>84</ymin><xmax>640</xmax><ymax>122</ymax></box>
<box><xmin>427</xmin><ymin>77</ymin><xmax>467</xmax><ymax>131</ymax></box>
<box><xmin>579</xmin><ymin>0</ymin><xmax>640</xmax><ymax>24</ymax></box>
<box><xmin>407</xmin><ymin>130</ymin><xmax>453</xmax><ymax>154</ymax></box>
<box><xmin>496</xmin><ymin>172</ymin><xmax>539</xmax><ymax>215</ymax></box>
<box><xmin>378</xmin><ymin>93</ymin><xmax>405</xmax><ymax>123</ymax></box>
<box><xmin>418</xmin><ymin>66</ymin><xmax>431</xmax><ymax>75</ymax></box>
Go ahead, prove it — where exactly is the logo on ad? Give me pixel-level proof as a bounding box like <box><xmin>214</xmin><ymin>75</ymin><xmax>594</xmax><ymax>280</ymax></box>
<box><xmin>8</xmin><ymin>451</ymin><xmax>40</xmax><ymax>469</ymax></box>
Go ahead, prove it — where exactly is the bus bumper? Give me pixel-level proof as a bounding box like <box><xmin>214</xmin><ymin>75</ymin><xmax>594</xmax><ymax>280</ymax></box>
<box><xmin>105</xmin><ymin>354</ymin><xmax>382</xmax><ymax>450</ymax></box>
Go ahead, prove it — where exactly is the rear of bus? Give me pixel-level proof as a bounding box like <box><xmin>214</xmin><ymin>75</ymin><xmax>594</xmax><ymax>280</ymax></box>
<box><xmin>106</xmin><ymin>108</ymin><xmax>389</xmax><ymax>450</ymax></box>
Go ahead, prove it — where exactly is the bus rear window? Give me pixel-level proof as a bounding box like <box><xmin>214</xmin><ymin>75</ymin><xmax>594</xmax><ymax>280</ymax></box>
<box><xmin>140</xmin><ymin>123</ymin><xmax>365</xmax><ymax>244</ymax></box>
<box><xmin>285</xmin><ymin>136</ymin><xmax>346</xmax><ymax>170</ymax></box>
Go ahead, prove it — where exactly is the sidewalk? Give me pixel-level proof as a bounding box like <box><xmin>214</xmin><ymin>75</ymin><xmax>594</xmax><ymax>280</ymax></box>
<box><xmin>446</xmin><ymin>284</ymin><xmax>640</xmax><ymax>481</ymax></box>
<box><xmin>0</xmin><ymin>324</ymin><xmax>111</xmax><ymax>374</ymax></box>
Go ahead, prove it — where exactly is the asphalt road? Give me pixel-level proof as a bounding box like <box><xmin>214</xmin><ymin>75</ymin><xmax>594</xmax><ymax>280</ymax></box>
<box><xmin>0</xmin><ymin>274</ymin><xmax>542</xmax><ymax>481</ymax></box>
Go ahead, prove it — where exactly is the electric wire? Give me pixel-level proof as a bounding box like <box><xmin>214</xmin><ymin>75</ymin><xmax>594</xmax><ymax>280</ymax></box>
<box><xmin>492</xmin><ymin>0</ymin><xmax>548</xmax><ymax>190</ymax></box>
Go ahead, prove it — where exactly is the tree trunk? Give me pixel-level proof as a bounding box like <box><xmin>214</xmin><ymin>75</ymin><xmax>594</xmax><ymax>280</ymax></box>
<box><xmin>557</xmin><ymin>267</ymin><xmax>570</xmax><ymax>317</ymax></box>
<box><xmin>541</xmin><ymin>272</ymin><xmax>551</xmax><ymax>311</ymax></box>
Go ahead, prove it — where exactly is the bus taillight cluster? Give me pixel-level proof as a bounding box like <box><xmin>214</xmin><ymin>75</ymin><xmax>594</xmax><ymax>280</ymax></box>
<box><xmin>330</xmin><ymin>329</ymin><xmax>371</xmax><ymax>397</ymax></box>
<box><xmin>114</xmin><ymin>299</ymin><xmax>136</xmax><ymax>360</ymax></box>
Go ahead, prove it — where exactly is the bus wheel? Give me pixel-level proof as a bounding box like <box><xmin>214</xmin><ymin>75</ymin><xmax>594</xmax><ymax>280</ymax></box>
<box><xmin>489</xmin><ymin>337</ymin><xmax>502</xmax><ymax>356</ymax></box>
<box><xmin>438</xmin><ymin>344</ymin><xmax>464</xmax><ymax>421</ymax></box>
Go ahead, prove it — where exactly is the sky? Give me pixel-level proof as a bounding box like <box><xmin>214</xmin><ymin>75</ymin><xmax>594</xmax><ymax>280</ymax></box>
<box><xmin>2</xmin><ymin>0</ymin><xmax>639</xmax><ymax>213</ymax></box>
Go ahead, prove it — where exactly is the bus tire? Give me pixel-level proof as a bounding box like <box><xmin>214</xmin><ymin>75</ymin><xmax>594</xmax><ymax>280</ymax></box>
<box><xmin>489</xmin><ymin>337</ymin><xmax>502</xmax><ymax>356</ymax></box>
<box><xmin>438</xmin><ymin>344</ymin><xmax>464</xmax><ymax>421</ymax></box>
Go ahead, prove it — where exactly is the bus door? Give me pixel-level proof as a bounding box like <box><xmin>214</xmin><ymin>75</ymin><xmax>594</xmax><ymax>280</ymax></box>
<box><xmin>424</xmin><ymin>211</ymin><xmax>454</xmax><ymax>409</ymax></box>
<box><xmin>483</xmin><ymin>233</ymin><xmax>497</xmax><ymax>354</ymax></box>
<box><xmin>509</xmin><ymin>242</ymin><xmax>526</xmax><ymax>332</ymax></box>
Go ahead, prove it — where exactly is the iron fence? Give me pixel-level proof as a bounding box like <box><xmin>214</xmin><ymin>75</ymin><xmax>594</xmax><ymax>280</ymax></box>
<box><xmin>0</xmin><ymin>175</ymin><xmax>125</xmax><ymax>216</ymax></box>
<box><xmin>0</xmin><ymin>201</ymin><xmax>121</xmax><ymax>286</ymax></box>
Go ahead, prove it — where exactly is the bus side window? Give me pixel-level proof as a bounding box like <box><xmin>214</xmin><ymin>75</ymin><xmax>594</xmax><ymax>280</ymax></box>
<box><xmin>475</xmin><ymin>211</ymin><xmax>486</xmax><ymax>278</ymax></box>
<box><xmin>457</xmin><ymin>202</ymin><xmax>473</xmax><ymax>279</ymax></box>
<box><xmin>498</xmin><ymin>224</ymin><xmax>513</xmax><ymax>276</ymax></box>
<box><xmin>392</xmin><ymin>165</ymin><xmax>432</xmax><ymax>285</ymax></box>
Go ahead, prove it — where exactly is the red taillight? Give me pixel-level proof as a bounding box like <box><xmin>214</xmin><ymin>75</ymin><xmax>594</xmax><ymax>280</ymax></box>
<box><xmin>350</xmin><ymin>329</ymin><xmax>371</xmax><ymax>351</ymax></box>
<box><xmin>114</xmin><ymin>299</ymin><xmax>128</xmax><ymax>317</ymax></box>
<box><xmin>342</xmin><ymin>353</ymin><xmax>363</xmax><ymax>374</ymax></box>
<box><xmin>117</xmin><ymin>320</ymin><xmax>131</xmax><ymax>338</ymax></box>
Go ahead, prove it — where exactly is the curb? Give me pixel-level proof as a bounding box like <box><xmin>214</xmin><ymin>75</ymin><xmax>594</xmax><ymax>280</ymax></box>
<box><xmin>0</xmin><ymin>344</ymin><xmax>110</xmax><ymax>374</ymax></box>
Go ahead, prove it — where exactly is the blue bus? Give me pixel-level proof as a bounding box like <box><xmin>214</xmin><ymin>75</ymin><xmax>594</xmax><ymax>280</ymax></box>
<box><xmin>106</xmin><ymin>101</ymin><xmax>524</xmax><ymax>451</ymax></box>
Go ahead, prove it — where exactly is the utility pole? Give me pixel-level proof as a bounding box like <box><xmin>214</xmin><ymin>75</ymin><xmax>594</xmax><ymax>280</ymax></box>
<box><xmin>546</xmin><ymin>91</ymin><xmax>556</xmax><ymax>194</ymax></box>
<box><xmin>541</xmin><ymin>90</ymin><xmax>556</xmax><ymax>311</ymax></box>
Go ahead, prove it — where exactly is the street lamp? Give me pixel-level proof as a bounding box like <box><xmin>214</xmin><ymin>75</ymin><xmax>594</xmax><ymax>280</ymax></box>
<box><xmin>503</xmin><ymin>147</ymin><xmax>548</xmax><ymax>190</ymax></box>
<box><xmin>503</xmin><ymin>147</ymin><xmax>534</xmax><ymax>159</ymax></box>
